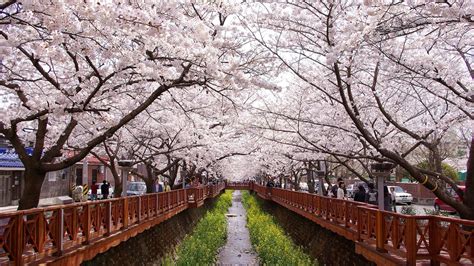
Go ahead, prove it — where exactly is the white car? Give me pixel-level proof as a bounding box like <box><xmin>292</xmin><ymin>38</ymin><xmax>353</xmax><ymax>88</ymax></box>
<box><xmin>387</xmin><ymin>186</ymin><xmax>413</xmax><ymax>205</ymax></box>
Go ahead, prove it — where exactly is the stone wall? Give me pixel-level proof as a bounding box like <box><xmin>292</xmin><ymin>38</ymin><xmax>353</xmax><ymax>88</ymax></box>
<box><xmin>82</xmin><ymin>198</ymin><xmax>216</xmax><ymax>266</ymax></box>
<box><xmin>260</xmin><ymin>199</ymin><xmax>374</xmax><ymax>266</ymax></box>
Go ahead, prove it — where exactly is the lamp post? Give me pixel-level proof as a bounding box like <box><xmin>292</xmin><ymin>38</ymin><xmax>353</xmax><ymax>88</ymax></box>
<box><xmin>370</xmin><ymin>162</ymin><xmax>394</xmax><ymax>210</ymax></box>
<box><xmin>118</xmin><ymin>160</ymin><xmax>134</xmax><ymax>197</ymax></box>
<box><xmin>315</xmin><ymin>160</ymin><xmax>326</xmax><ymax>196</ymax></box>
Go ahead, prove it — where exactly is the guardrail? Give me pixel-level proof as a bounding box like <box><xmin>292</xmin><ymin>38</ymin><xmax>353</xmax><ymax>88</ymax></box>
<box><xmin>0</xmin><ymin>183</ymin><xmax>225</xmax><ymax>265</ymax></box>
<box><xmin>225</xmin><ymin>181</ymin><xmax>253</xmax><ymax>190</ymax></box>
<box><xmin>252</xmin><ymin>184</ymin><xmax>473</xmax><ymax>265</ymax></box>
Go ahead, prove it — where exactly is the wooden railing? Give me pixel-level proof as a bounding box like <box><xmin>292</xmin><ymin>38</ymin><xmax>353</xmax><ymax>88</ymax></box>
<box><xmin>251</xmin><ymin>184</ymin><xmax>474</xmax><ymax>265</ymax></box>
<box><xmin>0</xmin><ymin>183</ymin><xmax>224</xmax><ymax>265</ymax></box>
<box><xmin>225</xmin><ymin>181</ymin><xmax>253</xmax><ymax>190</ymax></box>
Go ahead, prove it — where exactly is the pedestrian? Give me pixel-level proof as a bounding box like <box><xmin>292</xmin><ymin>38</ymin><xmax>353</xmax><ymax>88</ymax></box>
<box><xmin>353</xmin><ymin>184</ymin><xmax>366</xmax><ymax>202</ymax></box>
<box><xmin>164</xmin><ymin>181</ymin><xmax>171</xmax><ymax>192</ymax></box>
<box><xmin>336</xmin><ymin>182</ymin><xmax>345</xmax><ymax>199</ymax></box>
<box><xmin>158</xmin><ymin>182</ymin><xmax>164</xmax><ymax>192</ymax></box>
<box><xmin>365</xmin><ymin>183</ymin><xmax>378</xmax><ymax>205</ymax></box>
<box><xmin>390</xmin><ymin>187</ymin><xmax>397</xmax><ymax>212</ymax></box>
<box><xmin>266</xmin><ymin>179</ymin><xmax>275</xmax><ymax>188</ymax></box>
<box><xmin>330</xmin><ymin>183</ymin><xmax>338</xmax><ymax>198</ymax></box>
<box><xmin>384</xmin><ymin>186</ymin><xmax>392</xmax><ymax>211</ymax></box>
<box><xmin>91</xmin><ymin>182</ymin><xmax>98</xmax><ymax>201</ymax></box>
<box><xmin>101</xmin><ymin>180</ymin><xmax>110</xmax><ymax>199</ymax></box>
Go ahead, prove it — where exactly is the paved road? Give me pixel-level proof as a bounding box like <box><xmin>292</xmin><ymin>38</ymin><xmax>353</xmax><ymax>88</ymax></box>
<box><xmin>218</xmin><ymin>190</ymin><xmax>258</xmax><ymax>265</ymax></box>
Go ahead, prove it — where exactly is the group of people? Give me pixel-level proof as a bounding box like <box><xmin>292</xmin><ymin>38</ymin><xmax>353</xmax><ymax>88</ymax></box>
<box><xmin>351</xmin><ymin>183</ymin><xmax>396</xmax><ymax>212</ymax></box>
<box><xmin>153</xmin><ymin>180</ymin><xmax>171</xmax><ymax>193</ymax></box>
<box><xmin>90</xmin><ymin>180</ymin><xmax>111</xmax><ymax>200</ymax></box>
<box><xmin>327</xmin><ymin>178</ymin><xmax>396</xmax><ymax>212</ymax></box>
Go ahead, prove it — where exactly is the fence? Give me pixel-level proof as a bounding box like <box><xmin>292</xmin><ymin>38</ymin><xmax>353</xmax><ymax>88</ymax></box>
<box><xmin>251</xmin><ymin>184</ymin><xmax>473</xmax><ymax>265</ymax></box>
<box><xmin>0</xmin><ymin>183</ymin><xmax>224</xmax><ymax>265</ymax></box>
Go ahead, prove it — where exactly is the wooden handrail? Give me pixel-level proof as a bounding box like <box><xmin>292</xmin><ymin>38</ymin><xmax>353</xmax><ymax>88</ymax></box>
<box><xmin>0</xmin><ymin>183</ymin><xmax>225</xmax><ymax>265</ymax></box>
<box><xmin>248</xmin><ymin>183</ymin><xmax>473</xmax><ymax>265</ymax></box>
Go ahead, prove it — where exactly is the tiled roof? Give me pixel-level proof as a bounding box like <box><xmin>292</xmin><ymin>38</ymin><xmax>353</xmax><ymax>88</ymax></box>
<box><xmin>0</xmin><ymin>149</ymin><xmax>25</xmax><ymax>169</ymax></box>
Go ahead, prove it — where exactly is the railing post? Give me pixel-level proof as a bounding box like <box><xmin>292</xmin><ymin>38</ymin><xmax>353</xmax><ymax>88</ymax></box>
<box><xmin>83</xmin><ymin>204</ymin><xmax>91</xmax><ymax>245</ymax></box>
<box><xmin>155</xmin><ymin>193</ymin><xmax>159</xmax><ymax>215</ymax></box>
<box><xmin>147</xmin><ymin>195</ymin><xmax>151</xmax><ymax>219</ymax></box>
<box><xmin>55</xmin><ymin>208</ymin><xmax>64</xmax><ymax>256</ymax></box>
<box><xmin>13</xmin><ymin>213</ymin><xmax>24</xmax><ymax>266</ymax></box>
<box><xmin>405</xmin><ymin>217</ymin><xmax>417</xmax><ymax>265</ymax></box>
<box><xmin>167</xmin><ymin>192</ymin><xmax>171</xmax><ymax>211</ymax></box>
<box><xmin>37</xmin><ymin>211</ymin><xmax>45</xmax><ymax>252</ymax></box>
<box><xmin>427</xmin><ymin>217</ymin><xmax>440</xmax><ymax>265</ymax></box>
<box><xmin>357</xmin><ymin>207</ymin><xmax>362</xmax><ymax>242</ymax></box>
<box><xmin>123</xmin><ymin>197</ymin><xmax>129</xmax><ymax>229</ymax></box>
<box><xmin>137</xmin><ymin>197</ymin><xmax>141</xmax><ymax>222</ymax></box>
<box><xmin>105</xmin><ymin>202</ymin><xmax>112</xmax><ymax>236</ymax></box>
<box><xmin>344</xmin><ymin>202</ymin><xmax>350</xmax><ymax>228</ymax></box>
<box><xmin>375</xmin><ymin>211</ymin><xmax>387</xmax><ymax>253</ymax></box>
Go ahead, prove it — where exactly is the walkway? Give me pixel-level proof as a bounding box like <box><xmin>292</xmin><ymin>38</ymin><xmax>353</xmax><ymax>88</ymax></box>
<box><xmin>218</xmin><ymin>190</ymin><xmax>258</xmax><ymax>265</ymax></box>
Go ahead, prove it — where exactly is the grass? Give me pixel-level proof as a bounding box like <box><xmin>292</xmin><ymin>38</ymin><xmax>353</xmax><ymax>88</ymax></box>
<box><xmin>242</xmin><ymin>191</ymin><xmax>315</xmax><ymax>265</ymax></box>
<box><xmin>164</xmin><ymin>190</ymin><xmax>233</xmax><ymax>265</ymax></box>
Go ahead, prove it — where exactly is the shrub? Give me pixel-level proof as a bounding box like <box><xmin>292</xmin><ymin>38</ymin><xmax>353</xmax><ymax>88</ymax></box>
<box><xmin>167</xmin><ymin>190</ymin><xmax>233</xmax><ymax>265</ymax></box>
<box><xmin>242</xmin><ymin>191</ymin><xmax>315</xmax><ymax>265</ymax></box>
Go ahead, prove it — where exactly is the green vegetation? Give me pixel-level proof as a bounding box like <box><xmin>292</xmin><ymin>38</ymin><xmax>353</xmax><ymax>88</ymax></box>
<box><xmin>402</xmin><ymin>161</ymin><xmax>459</xmax><ymax>181</ymax></box>
<box><xmin>242</xmin><ymin>191</ymin><xmax>315</xmax><ymax>265</ymax></box>
<box><xmin>166</xmin><ymin>190</ymin><xmax>233</xmax><ymax>265</ymax></box>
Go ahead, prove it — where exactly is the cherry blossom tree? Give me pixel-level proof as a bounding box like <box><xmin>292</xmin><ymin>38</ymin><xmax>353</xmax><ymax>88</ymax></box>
<box><xmin>243</xmin><ymin>1</ymin><xmax>473</xmax><ymax>218</ymax></box>
<box><xmin>0</xmin><ymin>1</ymin><xmax>246</xmax><ymax>209</ymax></box>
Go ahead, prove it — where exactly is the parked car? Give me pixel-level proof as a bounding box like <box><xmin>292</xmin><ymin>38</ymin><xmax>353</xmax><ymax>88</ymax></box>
<box><xmin>346</xmin><ymin>184</ymin><xmax>355</xmax><ymax>198</ymax></box>
<box><xmin>434</xmin><ymin>186</ymin><xmax>465</xmax><ymax>213</ymax></box>
<box><xmin>127</xmin><ymin>181</ymin><xmax>147</xmax><ymax>196</ymax></box>
<box><xmin>387</xmin><ymin>186</ymin><xmax>413</xmax><ymax>205</ymax></box>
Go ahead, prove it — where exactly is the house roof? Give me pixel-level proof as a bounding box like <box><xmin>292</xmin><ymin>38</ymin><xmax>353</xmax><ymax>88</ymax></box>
<box><xmin>0</xmin><ymin>152</ymin><xmax>24</xmax><ymax>169</ymax></box>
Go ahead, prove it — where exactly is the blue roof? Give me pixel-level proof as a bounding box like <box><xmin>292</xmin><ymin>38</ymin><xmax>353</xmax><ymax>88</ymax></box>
<box><xmin>0</xmin><ymin>149</ymin><xmax>25</xmax><ymax>169</ymax></box>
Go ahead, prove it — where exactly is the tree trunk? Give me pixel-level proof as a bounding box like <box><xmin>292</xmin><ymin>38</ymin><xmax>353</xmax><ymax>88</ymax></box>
<box><xmin>18</xmin><ymin>168</ymin><xmax>46</xmax><ymax>210</ymax></box>
<box><xmin>109</xmin><ymin>163</ymin><xmax>122</xmax><ymax>198</ymax></box>
<box><xmin>114</xmin><ymin>180</ymin><xmax>123</xmax><ymax>198</ymax></box>
<box><xmin>144</xmin><ymin>164</ymin><xmax>155</xmax><ymax>193</ymax></box>
<box><xmin>461</xmin><ymin>136</ymin><xmax>474</xmax><ymax>220</ymax></box>
<box><xmin>168</xmin><ymin>163</ymin><xmax>179</xmax><ymax>190</ymax></box>
<box><xmin>144</xmin><ymin>178</ymin><xmax>154</xmax><ymax>193</ymax></box>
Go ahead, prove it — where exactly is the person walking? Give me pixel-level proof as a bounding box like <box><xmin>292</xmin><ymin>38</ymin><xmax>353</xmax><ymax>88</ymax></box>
<box><xmin>384</xmin><ymin>186</ymin><xmax>392</xmax><ymax>211</ymax></box>
<box><xmin>365</xmin><ymin>183</ymin><xmax>378</xmax><ymax>205</ymax></box>
<box><xmin>164</xmin><ymin>181</ymin><xmax>171</xmax><ymax>192</ymax></box>
<box><xmin>336</xmin><ymin>182</ymin><xmax>345</xmax><ymax>199</ymax></box>
<box><xmin>90</xmin><ymin>182</ymin><xmax>98</xmax><ymax>201</ymax></box>
<box><xmin>390</xmin><ymin>187</ymin><xmax>397</xmax><ymax>212</ymax></box>
<box><xmin>353</xmin><ymin>184</ymin><xmax>366</xmax><ymax>202</ymax></box>
<box><xmin>101</xmin><ymin>180</ymin><xmax>110</xmax><ymax>199</ymax></box>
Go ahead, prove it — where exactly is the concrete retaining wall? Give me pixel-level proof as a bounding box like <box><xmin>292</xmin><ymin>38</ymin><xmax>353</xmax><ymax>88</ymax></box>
<box><xmin>261</xmin><ymin>199</ymin><xmax>374</xmax><ymax>266</ymax></box>
<box><xmin>82</xmin><ymin>199</ymin><xmax>216</xmax><ymax>266</ymax></box>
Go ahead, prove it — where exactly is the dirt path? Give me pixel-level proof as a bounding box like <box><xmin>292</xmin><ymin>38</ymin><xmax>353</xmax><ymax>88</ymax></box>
<box><xmin>218</xmin><ymin>190</ymin><xmax>258</xmax><ymax>265</ymax></box>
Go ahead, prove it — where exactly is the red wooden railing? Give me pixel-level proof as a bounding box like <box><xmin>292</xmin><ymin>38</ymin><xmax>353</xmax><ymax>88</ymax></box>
<box><xmin>0</xmin><ymin>183</ymin><xmax>224</xmax><ymax>265</ymax></box>
<box><xmin>2</xmin><ymin>181</ymin><xmax>470</xmax><ymax>265</ymax></box>
<box><xmin>225</xmin><ymin>181</ymin><xmax>253</xmax><ymax>190</ymax></box>
<box><xmin>250</xmin><ymin>184</ymin><xmax>473</xmax><ymax>265</ymax></box>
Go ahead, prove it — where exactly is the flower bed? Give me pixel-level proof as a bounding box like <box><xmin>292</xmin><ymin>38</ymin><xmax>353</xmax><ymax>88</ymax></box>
<box><xmin>242</xmin><ymin>191</ymin><xmax>315</xmax><ymax>265</ymax></box>
<box><xmin>167</xmin><ymin>190</ymin><xmax>233</xmax><ymax>265</ymax></box>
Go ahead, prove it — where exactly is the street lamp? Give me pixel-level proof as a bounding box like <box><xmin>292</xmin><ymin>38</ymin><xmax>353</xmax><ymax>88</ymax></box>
<box><xmin>118</xmin><ymin>160</ymin><xmax>134</xmax><ymax>197</ymax></box>
<box><xmin>315</xmin><ymin>160</ymin><xmax>326</xmax><ymax>196</ymax></box>
<box><xmin>370</xmin><ymin>162</ymin><xmax>394</xmax><ymax>210</ymax></box>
